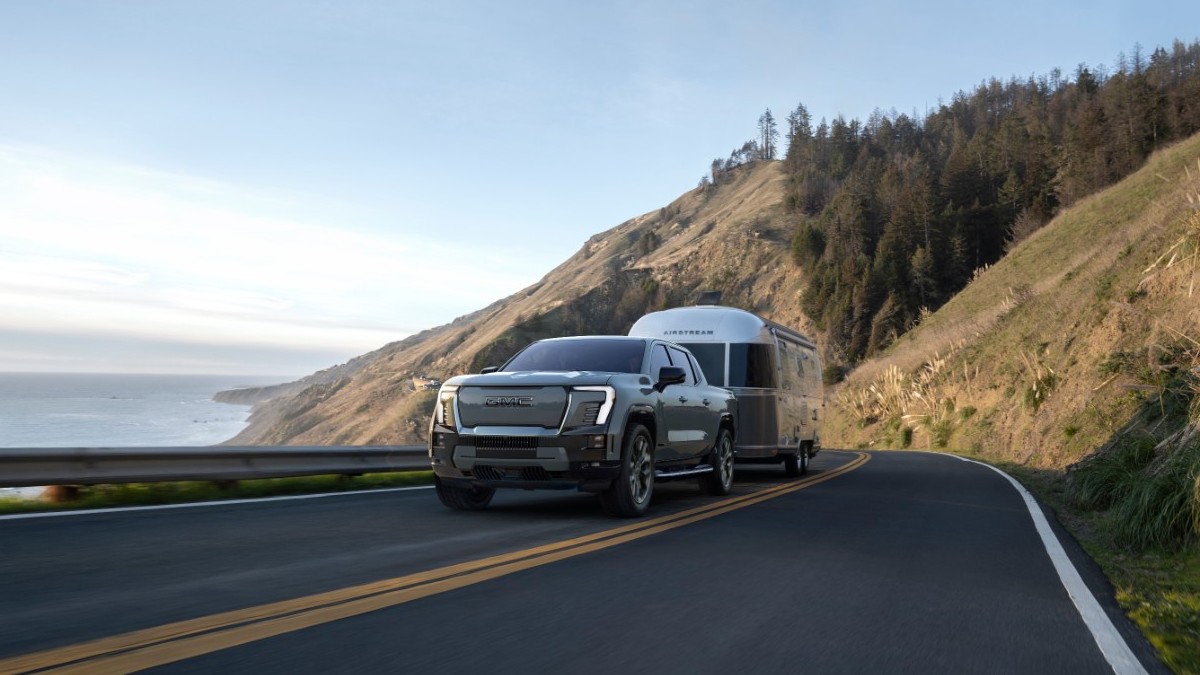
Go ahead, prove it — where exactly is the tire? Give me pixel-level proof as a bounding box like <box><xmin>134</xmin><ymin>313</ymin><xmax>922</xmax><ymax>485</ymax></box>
<box><xmin>601</xmin><ymin>423</ymin><xmax>655</xmax><ymax>517</ymax></box>
<box><xmin>435</xmin><ymin>476</ymin><xmax>495</xmax><ymax>511</ymax></box>
<box><xmin>699</xmin><ymin>427</ymin><xmax>734</xmax><ymax>496</ymax></box>
<box><xmin>783</xmin><ymin>443</ymin><xmax>810</xmax><ymax>477</ymax></box>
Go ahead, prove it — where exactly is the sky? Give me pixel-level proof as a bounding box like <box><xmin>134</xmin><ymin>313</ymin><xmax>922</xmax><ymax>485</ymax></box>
<box><xmin>0</xmin><ymin>1</ymin><xmax>1196</xmax><ymax>377</ymax></box>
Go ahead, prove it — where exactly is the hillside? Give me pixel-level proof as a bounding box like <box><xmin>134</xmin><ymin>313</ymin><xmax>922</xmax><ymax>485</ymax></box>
<box><xmin>821</xmin><ymin>132</ymin><xmax>1200</xmax><ymax>671</ymax></box>
<box><xmin>824</xmin><ymin>131</ymin><xmax>1200</xmax><ymax>468</ymax></box>
<box><xmin>227</xmin><ymin>160</ymin><xmax>811</xmax><ymax>445</ymax></box>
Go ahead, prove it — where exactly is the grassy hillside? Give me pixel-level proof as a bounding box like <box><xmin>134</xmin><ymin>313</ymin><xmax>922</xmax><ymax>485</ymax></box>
<box><xmin>826</xmin><ymin>132</ymin><xmax>1200</xmax><ymax>467</ymax></box>
<box><xmin>825</xmin><ymin>132</ymin><xmax>1200</xmax><ymax>671</ymax></box>
<box><xmin>228</xmin><ymin>160</ymin><xmax>809</xmax><ymax>446</ymax></box>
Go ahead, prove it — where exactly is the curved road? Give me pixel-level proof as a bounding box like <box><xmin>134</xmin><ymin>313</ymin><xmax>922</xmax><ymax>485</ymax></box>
<box><xmin>0</xmin><ymin>450</ymin><xmax>1166</xmax><ymax>674</ymax></box>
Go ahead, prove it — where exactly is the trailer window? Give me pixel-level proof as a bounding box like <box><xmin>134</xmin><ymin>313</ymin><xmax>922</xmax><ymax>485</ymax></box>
<box><xmin>678</xmin><ymin>343</ymin><xmax>725</xmax><ymax>387</ymax></box>
<box><xmin>729</xmin><ymin>343</ymin><xmax>777</xmax><ymax>388</ymax></box>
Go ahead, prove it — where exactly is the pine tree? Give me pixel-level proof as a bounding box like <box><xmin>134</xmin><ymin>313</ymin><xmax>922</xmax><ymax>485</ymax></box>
<box><xmin>758</xmin><ymin>109</ymin><xmax>779</xmax><ymax>160</ymax></box>
<box><xmin>785</xmin><ymin>102</ymin><xmax>813</xmax><ymax>170</ymax></box>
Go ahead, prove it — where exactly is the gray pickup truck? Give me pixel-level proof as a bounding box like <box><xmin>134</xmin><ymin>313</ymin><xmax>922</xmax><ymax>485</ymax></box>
<box><xmin>429</xmin><ymin>336</ymin><xmax>737</xmax><ymax>517</ymax></box>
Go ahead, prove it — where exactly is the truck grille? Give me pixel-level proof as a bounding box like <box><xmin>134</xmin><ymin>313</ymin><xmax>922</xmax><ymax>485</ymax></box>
<box><xmin>464</xmin><ymin>436</ymin><xmax>539</xmax><ymax>449</ymax></box>
<box><xmin>456</xmin><ymin>386</ymin><xmax>567</xmax><ymax>427</ymax></box>
<box><xmin>476</xmin><ymin>448</ymin><xmax>537</xmax><ymax>459</ymax></box>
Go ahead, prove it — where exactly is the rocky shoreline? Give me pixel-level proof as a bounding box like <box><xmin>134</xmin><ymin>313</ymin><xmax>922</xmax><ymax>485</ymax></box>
<box><xmin>212</xmin><ymin>382</ymin><xmax>300</xmax><ymax>406</ymax></box>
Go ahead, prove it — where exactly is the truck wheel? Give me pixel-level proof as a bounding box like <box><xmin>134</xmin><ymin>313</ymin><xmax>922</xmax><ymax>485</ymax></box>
<box><xmin>700</xmin><ymin>427</ymin><xmax>734</xmax><ymax>496</ymax></box>
<box><xmin>601</xmin><ymin>423</ymin><xmax>655</xmax><ymax>517</ymax></box>
<box><xmin>435</xmin><ymin>476</ymin><xmax>495</xmax><ymax>510</ymax></box>
<box><xmin>783</xmin><ymin>444</ymin><xmax>809</xmax><ymax>477</ymax></box>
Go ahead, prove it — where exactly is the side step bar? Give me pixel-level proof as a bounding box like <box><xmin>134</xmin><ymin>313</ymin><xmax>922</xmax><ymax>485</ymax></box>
<box><xmin>655</xmin><ymin>465</ymin><xmax>714</xmax><ymax>480</ymax></box>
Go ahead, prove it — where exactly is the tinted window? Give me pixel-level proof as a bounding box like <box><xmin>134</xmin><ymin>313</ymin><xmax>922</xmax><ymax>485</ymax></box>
<box><xmin>503</xmin><ymin>339</ymin><xmax>646</xmax><ymax>373</ymax></box>
<box><xmin>804</xmin><ymin>348</ymin><xmax>822</xmax><ymax>388</ymax></box>
<box><xmin>728</xmin><ymin>343</ymin><xmax>777</xmax><ymax>388</ymax></box>
<box><xmin>648</xmin><ymin>344</ymin><xmax>672</xmax><ymax>379</ymax></box>
<box><xmin>679</xmin><ymin>343</ymin><xmax>724</xmax><ymax>387</ymax></box>
<box><xmin>666</xmin><ymin>346</ymin><xmax>697</xmax><ymax>385</ymax></box>
<box><xmin>778</xmin><ymin>339</ymin><xmax>804</xmax><ymax>390</ymax></box>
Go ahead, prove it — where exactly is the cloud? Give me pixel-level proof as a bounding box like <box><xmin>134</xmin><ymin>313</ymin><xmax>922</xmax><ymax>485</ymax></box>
<box><xmin>0</xmin><ymin>145</ymin><xmax>542</xmax><ymax>372</ymax></box>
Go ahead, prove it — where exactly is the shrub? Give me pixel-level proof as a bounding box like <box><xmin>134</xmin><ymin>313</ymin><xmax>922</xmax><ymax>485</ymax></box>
<box><xmin>1109</xmin><ymin>438</ymin><xmax>1200</xmax><ymax>549</ymax></box>
<box><xmin>1068</xmin><ymin>436</ymin><xmax>1157</xmax><ymax>511</ymax></box>
<box><xmin>930</xmin><ymin>420</ymin><xmax>952</xmax><ymax>448</ymax></box>
<box><xmin>1020</xmin><ymin>350</ymin><xmax>1056</xmax><ymax>413</ymax></box>
<box><xmin>822</xmin><ymin>363</ymin><xmax>846</xmax><ymax>385</ymax></box>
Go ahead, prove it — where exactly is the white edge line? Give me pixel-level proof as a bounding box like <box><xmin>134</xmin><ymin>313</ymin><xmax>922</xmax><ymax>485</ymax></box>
<box><xmin>950</xmin><ymin>454</ymin><xmax>1149</xmax><ymax>675</ymax></box>
<box><xmin>0</xmin><ymin>484</ymin><xmax>434</xmax><ymax>521</ymax></box>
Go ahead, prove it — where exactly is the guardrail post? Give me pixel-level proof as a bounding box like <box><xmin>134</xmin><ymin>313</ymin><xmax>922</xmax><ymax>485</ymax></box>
<box><xmin>212</xmin><ymin>480</ymin><xmax>239</xmax><ymax>493</ymax></box>
<box><xmin>43</xmin><ymin>485</ymin><xmax>79</xmax><ymax>503</ymax></box>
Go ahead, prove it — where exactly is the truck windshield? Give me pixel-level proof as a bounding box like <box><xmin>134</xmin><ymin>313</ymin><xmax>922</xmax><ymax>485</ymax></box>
<box><xmin>502</xmin><ymin>339</ymin><xmax>646</xmax><ymax>373</ymax></box>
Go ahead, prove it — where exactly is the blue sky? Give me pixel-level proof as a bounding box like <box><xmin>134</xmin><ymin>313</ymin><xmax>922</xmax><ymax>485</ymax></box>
<box><xmin>0</xmin><ymin>1</ymin><xmax>1195</xmax><ymax>376</ymax></box>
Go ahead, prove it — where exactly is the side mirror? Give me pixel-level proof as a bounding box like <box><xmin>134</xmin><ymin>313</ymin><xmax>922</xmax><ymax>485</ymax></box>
<box><xmin>480</xmin><ymin>366</ymin><xmax>499</xmax><ymax>374</ymax></box>
<box><xmin>655</xmin><ymin>366</ymin><xmax>686</xmax><ymax>392</ymax></box>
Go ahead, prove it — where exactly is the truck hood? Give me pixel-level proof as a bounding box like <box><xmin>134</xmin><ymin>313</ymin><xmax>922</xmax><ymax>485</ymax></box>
<box><xmin>444</xmin><ymin>371</ymin><xmax>616</xmax><ymax>388</ymax></box>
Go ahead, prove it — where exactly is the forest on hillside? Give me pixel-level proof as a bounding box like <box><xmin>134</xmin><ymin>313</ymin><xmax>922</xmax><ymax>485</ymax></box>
<box><xmin>711</xmin><ymin>40</ymin><xmax>1200</xmax><ymax>368</ymax></box>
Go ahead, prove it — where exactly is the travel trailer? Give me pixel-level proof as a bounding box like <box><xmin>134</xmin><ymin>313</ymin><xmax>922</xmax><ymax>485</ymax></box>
<box><xmin>629</xmin><ymin>305</ymin><xmax>822</xmax><ymax>476</ymax></box>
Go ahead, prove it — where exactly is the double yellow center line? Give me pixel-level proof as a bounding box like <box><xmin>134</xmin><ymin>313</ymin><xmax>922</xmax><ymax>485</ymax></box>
<box><xmin>3</xmin><ymin>452</ymin><xmax>868</xmax><ymax>674</ymax></box>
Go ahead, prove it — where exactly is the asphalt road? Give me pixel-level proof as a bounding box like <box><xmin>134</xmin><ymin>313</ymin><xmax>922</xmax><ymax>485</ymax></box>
<box><xmin>0</xmin><ymin>450</ymin><xmax>1167</xmax><ymax>674</ymax></box>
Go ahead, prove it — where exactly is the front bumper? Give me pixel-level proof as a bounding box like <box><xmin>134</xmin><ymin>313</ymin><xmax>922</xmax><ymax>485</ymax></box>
<box><xmin>429</xmin><ymin>425</ymin><xmax>621</xmax><ymax>493</ymax></box>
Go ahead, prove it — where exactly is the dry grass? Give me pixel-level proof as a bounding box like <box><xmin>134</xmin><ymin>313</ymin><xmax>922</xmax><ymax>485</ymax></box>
<box><xmin>837</xmin><ymin>345</ymin><xmax>970</xmax><ymax>448</ymax></box>
<box><xmin>1142</xmin><ymin>163</ymin><xmax>1200</xmax><ymax>431</ymax></box>
<box><xmin>1018</xmin><ymin>349</ymin><xmax>1057</xmax><ymax>413</ymax></box>
<box><xmin>1142</xmin><ymin>159</ymin><xmax>1200</xmax><ymax>298</ymax></box>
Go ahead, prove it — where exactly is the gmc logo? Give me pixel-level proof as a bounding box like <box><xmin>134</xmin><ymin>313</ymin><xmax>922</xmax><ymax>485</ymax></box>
<box><xmin>484</xmin><ymin>396</ymin><xmax>535</xmax><ymax>407</ymax></box>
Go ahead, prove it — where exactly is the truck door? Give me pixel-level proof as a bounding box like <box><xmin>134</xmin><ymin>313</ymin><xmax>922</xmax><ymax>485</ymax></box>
<box><xmin>648</xmin><ymin>344</ymin><xmax>687</xmax><ymax>461</ymax></box>
<box><xmin>667</xmin><ymin>345</ymin><xmax>712</xmax><ymax>458</ymax></box>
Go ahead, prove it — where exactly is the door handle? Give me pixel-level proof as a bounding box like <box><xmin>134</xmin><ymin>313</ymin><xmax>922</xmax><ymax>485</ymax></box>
<box><xmin>678</xmin><ymin>396</ymin><xmax>688</xmax><ymax>403</ymax></box>
<box><xmin>702</xmin><ymin>399</ymin><xmax>711</xmax><ymax>405</ymax></box>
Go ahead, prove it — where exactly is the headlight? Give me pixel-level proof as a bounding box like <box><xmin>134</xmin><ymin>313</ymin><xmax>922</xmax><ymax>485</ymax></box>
<box><xmin>572</xmin><ymin>386</ymin><xmax>615</xmax><ymax>426</ymax></box>
<box><xmin>435</xmin><ymin>385</ymin><xmax>458</xmax><ymax>426</ymax></box>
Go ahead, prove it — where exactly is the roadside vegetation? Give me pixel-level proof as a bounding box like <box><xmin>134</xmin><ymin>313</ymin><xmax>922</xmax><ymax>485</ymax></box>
<box><xmin>0</xmin><ymin>472</ymin><xmax>433</xmax><ymax>516</ymax></box>
<box><xmin>827</xmin><ymin>149</ymin><xmax>1200</xmax><ymax>672</ymax></box>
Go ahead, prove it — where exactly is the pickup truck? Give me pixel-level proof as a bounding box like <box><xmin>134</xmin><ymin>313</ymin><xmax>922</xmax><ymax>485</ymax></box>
<box><xmin>429</xmin><ymin>336</ymin><xmax>737</xmax><ymax>517</ymax></box>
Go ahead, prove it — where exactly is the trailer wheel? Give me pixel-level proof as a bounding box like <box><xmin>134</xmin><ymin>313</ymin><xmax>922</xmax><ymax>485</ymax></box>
<box><xmin>783</xmin><ymin>443</ymin><xmax>809</xmax><ymax>477</ymax></box>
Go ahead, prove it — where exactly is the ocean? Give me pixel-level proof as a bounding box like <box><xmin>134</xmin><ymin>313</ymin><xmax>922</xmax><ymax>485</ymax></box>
<box><xmin>0</xmin><ymin>372</ymin><xmax>290</xmax><ymax>499</ymax></box>
<box><xmin>0</xmin><ymin>373</ymin><xmax>289</xmax><ymax>449</ymax></box>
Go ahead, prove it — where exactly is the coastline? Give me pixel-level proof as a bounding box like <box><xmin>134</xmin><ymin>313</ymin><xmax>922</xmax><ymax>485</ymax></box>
<box><xmin>0</xmin><ymin>373</ymin><xmax>292</xmax><ymax>501</ymax></box>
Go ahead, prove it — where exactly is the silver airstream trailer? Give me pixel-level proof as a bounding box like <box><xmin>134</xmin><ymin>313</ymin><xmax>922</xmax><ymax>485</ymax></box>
<box><xmin>629</xmin><ymin>305</ymin><xmax>823</xmax><ymax>475</ymax></box>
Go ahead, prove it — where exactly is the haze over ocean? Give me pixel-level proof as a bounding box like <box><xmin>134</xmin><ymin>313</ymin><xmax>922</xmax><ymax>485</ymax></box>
<box><xmin>0</xmin><ymin>372</ymin><xmax>286</xmax><ymax>448</ymax></box>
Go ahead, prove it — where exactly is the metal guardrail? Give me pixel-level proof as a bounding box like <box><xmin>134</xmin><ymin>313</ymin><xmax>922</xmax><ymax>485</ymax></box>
<box><xmin>0</xmin><ymin>445</ymin><xmax>429</xmax><ymax>488</ymax></box>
